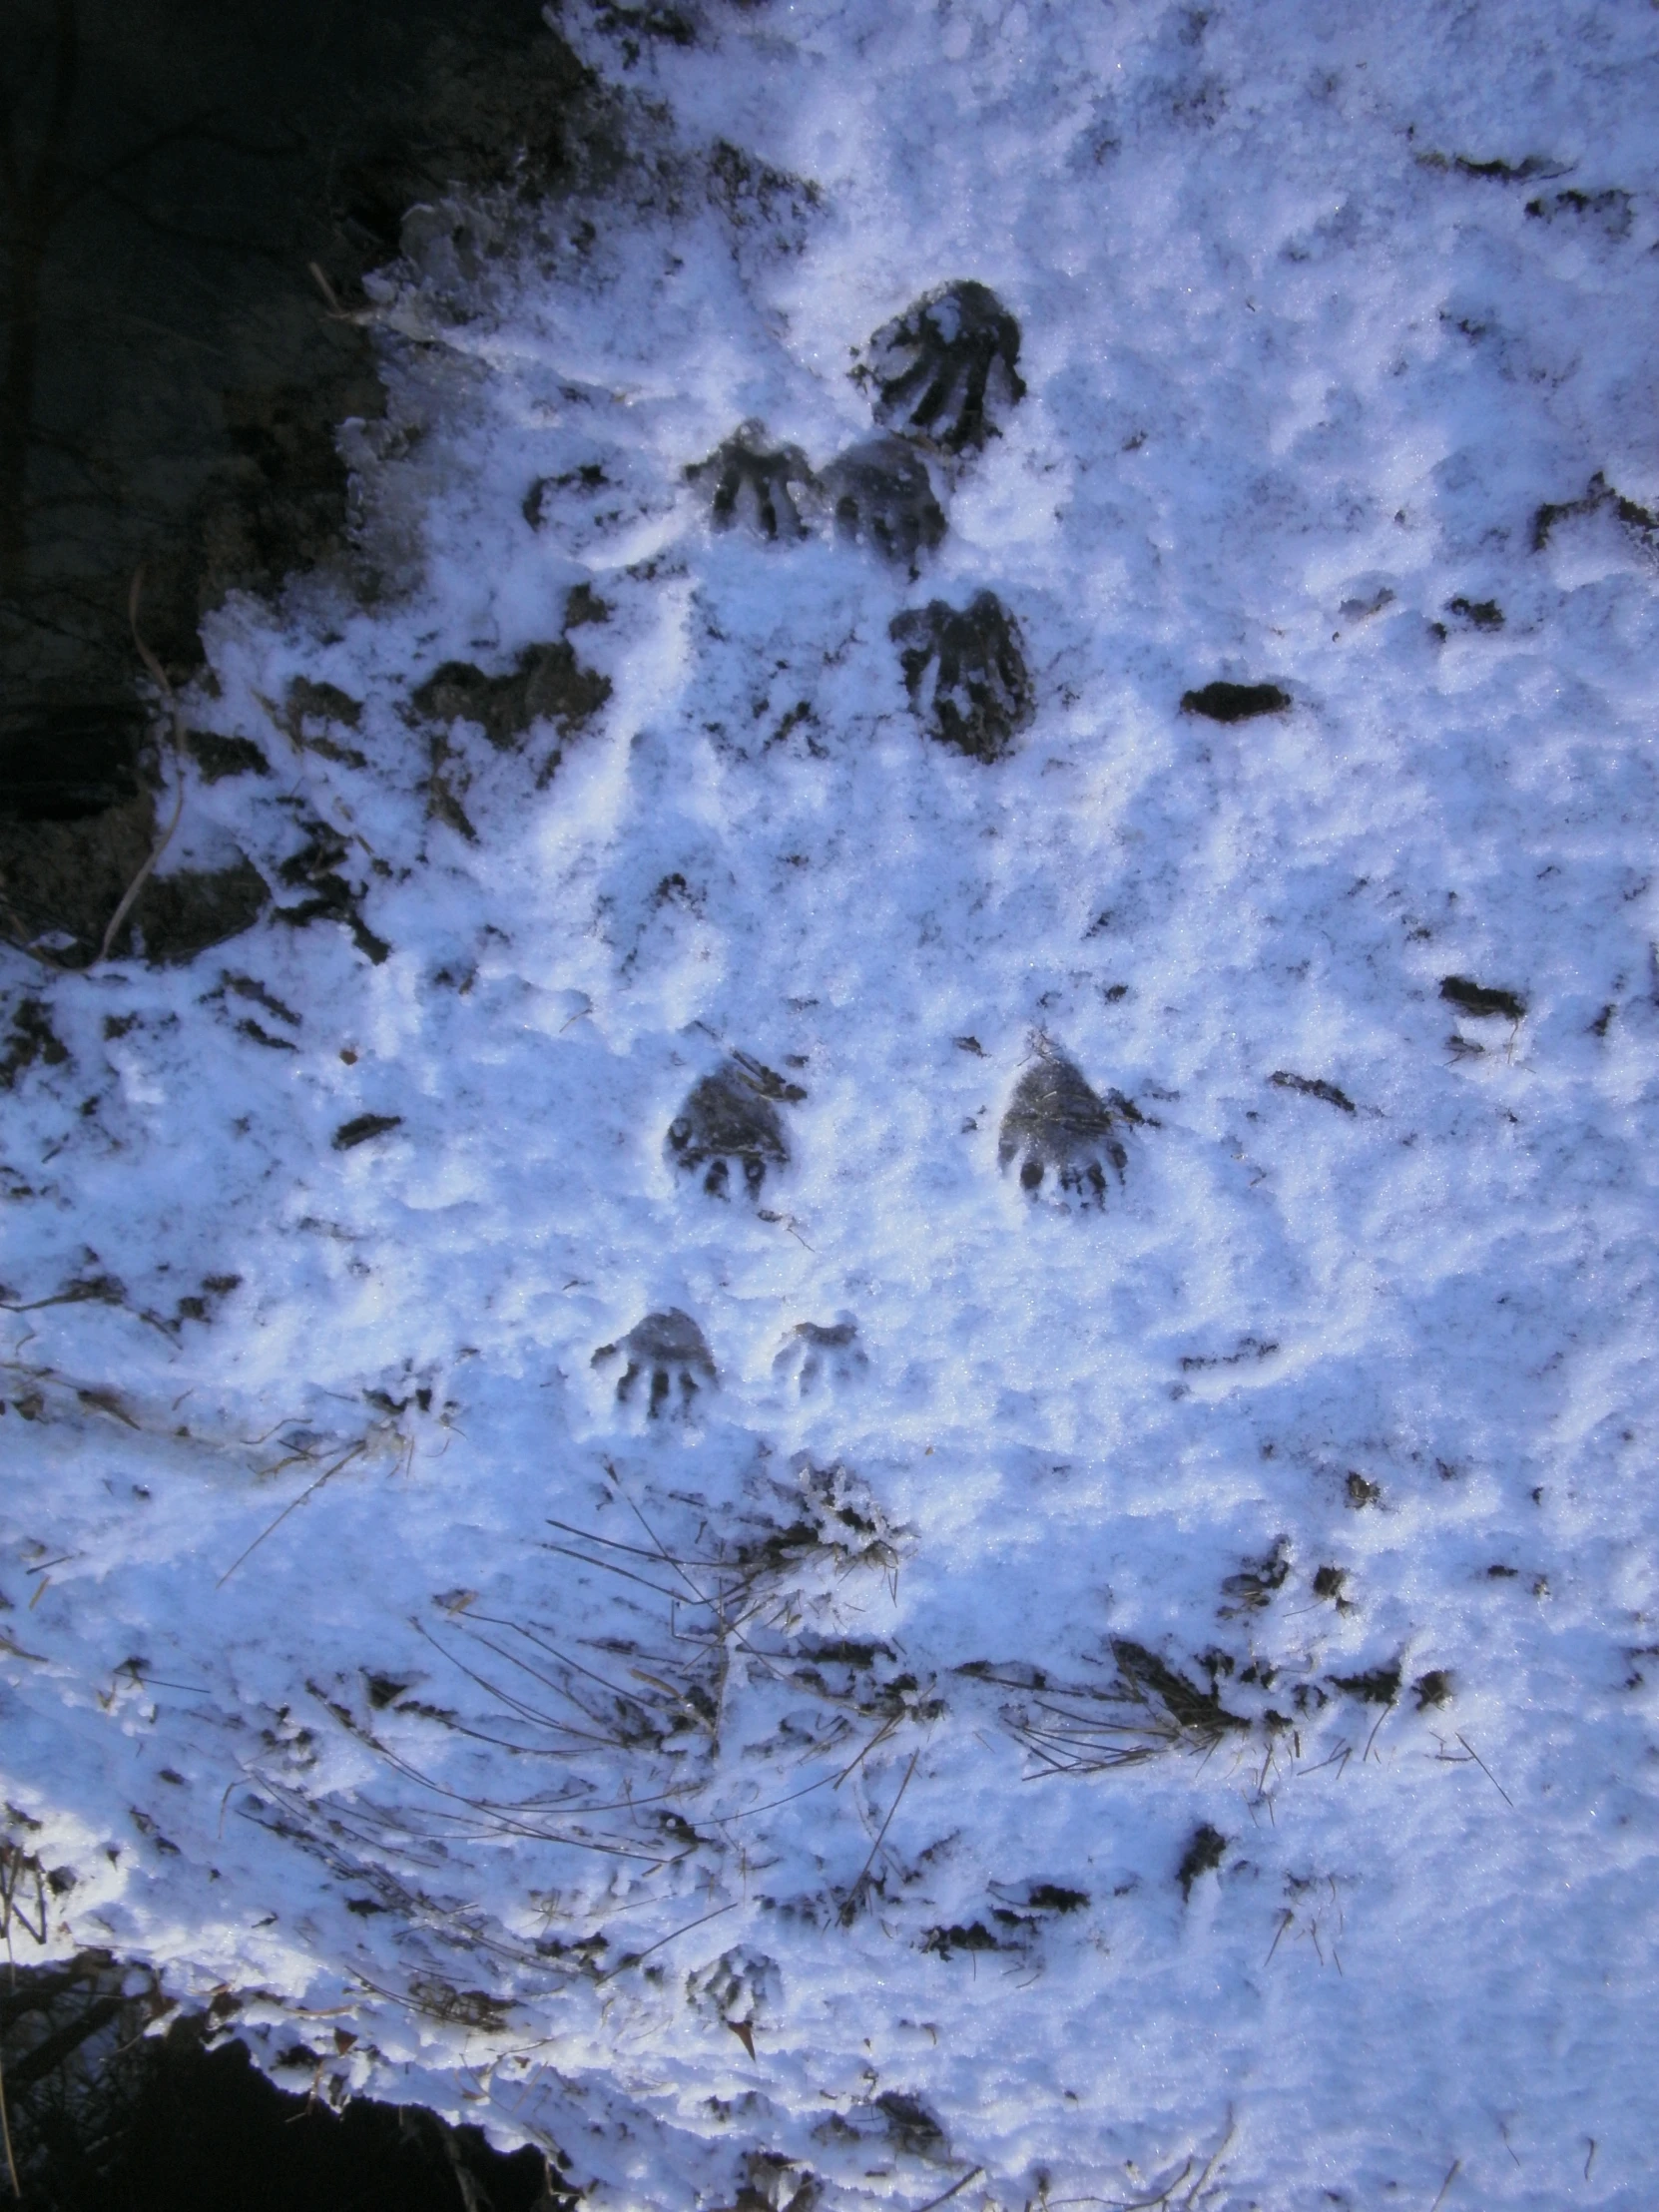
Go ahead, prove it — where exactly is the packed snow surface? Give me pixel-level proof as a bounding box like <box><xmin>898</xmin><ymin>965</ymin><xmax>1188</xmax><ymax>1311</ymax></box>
<box><xmin>6</xmin><ymin>2</ymin><xmax>1659</xmax><ymax>2204</ymax></box>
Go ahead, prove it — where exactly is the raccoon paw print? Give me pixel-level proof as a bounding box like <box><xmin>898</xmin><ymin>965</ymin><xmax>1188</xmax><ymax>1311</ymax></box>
<box><xmin>774</xmin><ymin>1316</ymin><xmax>869</xmax><ymax>1397</ymax></box>
<box><xmin>686</xmin><ymin>420</ymin><xmax>817</xmax><ymax>541</ymax></box>
<box><xmin>865</xmin><ymin>279</ymin><xmax>1025</xmax><ymax>453</ymax></box>
<box><xmin>668</xmin><ymin>1050</ymin><xmax>807</xmax><ymax>1199</ymax></box>
<box><xmin>592</xmin><ymin>1309</ymin><xmax>717</xmax><ymax>1416</ymax></box>
<box><xmin>822</xmin><ymin>435</ymin><xmax>945</xmax><ymax>568</ymax></box>
<box><xmin>889</xmin><ymin>591</ymin><xmax>1033</xmax><ymax>761</ymax></box>
<box><xmin>997</xmin><ymin>1037</ymin><xmax>1140</xmax><ymax>1204</ymax></box>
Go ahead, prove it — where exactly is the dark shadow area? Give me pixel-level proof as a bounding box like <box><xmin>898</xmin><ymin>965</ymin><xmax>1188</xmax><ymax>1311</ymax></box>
<box><xmin>0</xmin><ymin>0</ymin><xmax>599</xmax><ymax>964</ymax></box>
<box><xmin>3</xmin><ymin>1952</ymin><xmax>568</xmax><ymax>2212</ymax></box>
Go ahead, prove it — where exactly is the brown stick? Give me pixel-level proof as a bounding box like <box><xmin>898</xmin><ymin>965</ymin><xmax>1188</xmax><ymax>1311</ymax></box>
<box><xmin>97</xmin><ymin>567</ymin><xmax>186</xmax><ymax>965</ymax></box>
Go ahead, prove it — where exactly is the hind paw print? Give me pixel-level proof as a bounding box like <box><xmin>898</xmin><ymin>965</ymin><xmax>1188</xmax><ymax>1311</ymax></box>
<box><xmin>774</xmin><ymin>1316</ymin><xmax>869</xmax><ymax>1397</ymax></box>
<box><xmin>592</xmin><ymin>1309</ymin><xmax>717</xmax><ymax>1416</ymax></box>
<box><xmin>668</xmin><ymin>1051</ymin><xmax>807</xmax><ymax>1199</ymax></box>
<box><xmin>890</xmin><ymin>591</ymin><xmax>1033</xmax><ymax>761</ymax></box>
<box><xmin>822</xmin><ymin>435</ymin><xmax>945</xmax><ymax>568</ymax></box>
<box><xmin>687</xmin><ymin>421</ymin><xmax>817</xmax><ymax>540</ymax></box>
<box><xmin>865</xmin><ymin>279</ymin><xmax>1026</xmax><ymax>453</ymax></box>
<box><xmin>998</xmin><ymin>1038</ymin><xmax>1140</xmax><ymax>1204</ymax></box>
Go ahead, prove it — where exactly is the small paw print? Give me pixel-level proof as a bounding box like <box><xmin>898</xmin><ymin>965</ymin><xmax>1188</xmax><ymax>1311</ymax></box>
<box><xmin>890</xmin><ymin>592</ymin><xmax>1033</xmax><ymax>761</ymax></box>
<box><xmin>998</xmin><ymin>1037</ymin><xmax>1140</xmax><ymax>1204</ymax></box>
<box><xmin>592</xmin><ymin>1309</ymin><xmax>717</xmax><ymax>1416</ymax></box>
<box><xmin>865</xmin><ymin>279</ymin><xmax>1025</xmax><ymax>452</ymax></box>
<box><xmin>774</xmin><ymin>1316</ymin><xmax>869</xmax><ymax>1397</ymax></box>
<box><xmin>668</xmin><ymin>1051</ymin><xmax>807</xmax><ymax>1199</ymax></box>
<box><xmin>686</xmin><ymin>420</ymin><xmax>817</xmax><ymax>540</ymax></box>
<box><xmin>686</xmin><ymin>1945</ymin><xmax>781</xmax><ymax>2045</ymax></box>
<box><xmin>822</xmin><ymin>435</ymin><xmax>945</xmax><ymax>568</ymax></box>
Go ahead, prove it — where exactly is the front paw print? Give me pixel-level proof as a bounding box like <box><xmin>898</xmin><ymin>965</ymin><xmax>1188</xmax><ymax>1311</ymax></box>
<box><xmin>998</xmin><ymin>1038</ymin><xmax>1140</xmax><ymax>1205</ymax></box>
<box><xmin>592</xmin><ymin>1309</ymin><xmax>717</xmax><ymax>1416</ymax></box>
<box><xmin>889</xmin><ymin>591</ymin><xmax>1033</xmax><ymax>761</ymax></box>
<box><xmin>865</xmin><ymin>279</ymin><xmax>1026</xmax><ymax>453</ymax></box>
<box><xmin>773</xmin><ymin>1316</ymin><xmax>869</xmax><ymax>1398</ymax></box>
<box><xmin>822</xmin><ymin>435</ymin><xmax>945</xmax><ymax>568</ymax></box>
<box><xmin>668</xmin><ymin>1051</ymin><xmax>807</xmax><ymax>1199</ymax></box>
<box><xmin>686</xmin><ymin>420</ymin><xmax>817</xmax><ymax>541</ymax></box>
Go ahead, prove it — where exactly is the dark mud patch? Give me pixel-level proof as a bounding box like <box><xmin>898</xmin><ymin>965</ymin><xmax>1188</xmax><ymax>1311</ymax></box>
<box><xmin>1181</xmin><ymin>681</ymin><xmax>1291</xmax><ymax>722</ymax></box>
<box><xmin>185</xmin><ymin>731</ymin><xmax>272</xmax><ymax>784</ymax></box>
<box><xmin>411</xmin><ymin>640</ymin><xmax>611</xmax><ymax>749</ymax></box>
<box><xmin>1440</xmin><ymin>974</ymin><xmax>1525</xmax><ymax>1022</ymax></box>
<box><xmin>117</xmin><ymin>856</ymin><xmax>271</xmax><ymax>965</ymax></box>
<box><xmin>0</xmin><ymin>732</ymin><xmax>268</xmax><ymax>968</ymax></box>
<box><xmin>0</xmin><ymin>995</ymin><xmax>69</xmax><ymax>1088</ymax></box>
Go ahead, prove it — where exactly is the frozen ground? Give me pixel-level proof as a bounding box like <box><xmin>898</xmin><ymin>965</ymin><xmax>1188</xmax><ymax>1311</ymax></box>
<box><xmin>5</xmin><ymin>1</ymin><xmax>1659</xmax><ymax>2204</ymax></box>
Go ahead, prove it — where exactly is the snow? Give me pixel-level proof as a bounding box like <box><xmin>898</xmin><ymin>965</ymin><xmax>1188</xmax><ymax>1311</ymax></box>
<box><xmin>6</xmin><ymin>0</ymin><xmax>1659</xmax><ymax>2204</ymax></box>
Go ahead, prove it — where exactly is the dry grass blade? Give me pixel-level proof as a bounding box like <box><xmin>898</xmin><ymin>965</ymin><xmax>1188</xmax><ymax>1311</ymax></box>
<box><xmin>910</xmin><ymin>2167</ymin><xmax>984</xmax><ymax>2212</ymax></box>
<box><xmin>1004</xmin><ymin>1642</ymin><xmax>1248</xmax><ymax>1777</ymax></box>
<box><xmin>0</xmin><ymin>1848</ymin><xmax>47</xmax><ymax>1949</ymax></box>
<box><xmin>216</xmin><ymin>1441</ymin><xmax>366</xmax><ymax>1587</ymax></box>
<box><xmin>839</xmin><ymin>1743</ymin><xmax>921</xmax><ymax>1923</ymax></box>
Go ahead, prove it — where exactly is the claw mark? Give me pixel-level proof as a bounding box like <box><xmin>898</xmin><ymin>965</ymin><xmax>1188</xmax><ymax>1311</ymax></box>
<box><xmin>592</xmin><ymin>1310</ymin><xmax>717</xmax><ymax>1418</ymax></box>
<box><xmin>687</xmin><ymin>421</ymin><xmax>817</xmax><ymax>540</ymax></box>
<box><xmin>774</xmin><ymin>1317</ymin><xmax>868</xmax><ymax>1397</ymax></box>
<box><xmin>998</xmin><ymin>1036</ymin><xmax>1140</xmax><ymax>1203</ymax></box>
<box><xmin>890</xmin><ymin>592</ymin><xmax>1033</xmax><ymax>761</ymax></box>
<box><xmin>865</xmin><ymin>280</ymin><xmax>1025</xmax><ymax>452</ymax></box>
<box><xmin>668</xmin><ymin>1053</ymin><xmax>805</xmax><ymax>1200</ymax></box>
<box><xmin>823</xmin><ymin>436</ymin><xmax>945</xmax><ymax>567</ymax></box>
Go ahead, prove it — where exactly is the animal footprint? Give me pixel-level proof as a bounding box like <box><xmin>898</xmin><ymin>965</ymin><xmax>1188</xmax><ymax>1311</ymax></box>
<box><xmin>592</xmin><ymin>1310</ymin><xmax>717</xmax><ymax>1416</ymax></box>
<box><xmin>865</xmin><ymin>279</ymin><xmax>1026</xmax><ymax>452</ymax></box>
<box><xmin>686</xmin><ymin>421</ymin><xmax>817</xmax><ymax>541</ymax></box>
<box><xmin>822</xmin><ymin>436</ymin><xmax>945</xmax><ymax>568</ymax></box>
<box><xmin>686</xmin><ymin>1947</ymin><xmax>781</xmax><ymax>2054</ymax></box>
<box><xmin>889</xmin><ymin>592</ymin><xmax>1034</xmax><ymax>761</ymax></box>
<box><xmin>668</xmin><ymin>1051</ymin><xmax>807</xmax><ymax>1199</ymax></box>
<box><xmin>774</xmin><ymin>1317</ymin><xmax>869</xmax><ymax>1397</ymax></box>
<box><xmin>998</xmin><ymin>1038</ymin><xmax>1140</xmax><ymax>1204</ymax></box>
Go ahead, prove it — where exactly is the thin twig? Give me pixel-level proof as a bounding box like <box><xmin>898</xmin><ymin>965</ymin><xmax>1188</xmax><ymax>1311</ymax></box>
<box><xmin>840</xmin><ymin>1744</ymin><xmax>921</xmax><ymax>1920</ymax></box>
<box><xmin>98</xmin><ymin>569</ymin><xmax>187</xmax><ymax>965</ymax></box>
<box><xmin>595</xmin><ymin>1897</ymin><xmax>741</xmax><ymax>1984</ymax></box>
<box><xmin>1455</xmin><ymin>1734</ymin><xmax>1513</xmax><ymax>1809</ymax></box>
<box><xmin>910</xmin><ymin>2168</ymin><xmax>984</xmax><ymax>2212</ymax></box>
<box><xmin>1428</xmin><ymin>2158</ymin><xmax>1460</xmax><ymax>2212</ymax></box>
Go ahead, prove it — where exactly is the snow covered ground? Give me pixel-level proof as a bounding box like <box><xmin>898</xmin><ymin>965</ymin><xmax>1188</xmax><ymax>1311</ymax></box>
<box><xmin>6</xmin><ymin>0</ymin><xmax>1659</xmax><ymax>2203</ymax></box>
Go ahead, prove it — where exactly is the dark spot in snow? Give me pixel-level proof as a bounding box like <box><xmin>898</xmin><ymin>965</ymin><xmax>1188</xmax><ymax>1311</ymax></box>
<box><xmin>1330</xmin><ymin>1663</ymin><xmax>1399</xmax><ymax>1706</ymax></box>
<box><xmin>1180</xmin><ymin>681</ymin><xmax>1291</xmax><ymax>722</ymax></box>
<box><xmin>1177</xmin><ymin>1823</ymin><xmax>1227</xmax><ymax>1899</ymax></box>
<box><xmin>1445</xmin><ymin>596</ymin><xmax>1503</xmax><ymax>630</ymax></box>
<box><xmin>1271</xmin><ymin>1068</ymin><xmax>1360</xmax><ymax>1114</ymax></box>
<box><xmin>1439</xmin><ymin>975</ymin><xmax>1525</xmax><ymax>1021</ymax></box>
<box><xmin>332</xmin><ymin>1113</ymin><xmax>401</xmax><ymax>1151</ymax></box>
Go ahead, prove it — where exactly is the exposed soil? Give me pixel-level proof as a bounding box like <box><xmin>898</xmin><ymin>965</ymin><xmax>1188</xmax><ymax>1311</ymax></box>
<box><xmin>1</xmin><ymin>0</ymin><xmax>610</xmax><ymax>968</ymax></box>
<box><xmin>2</xmin><ymin>1952</ymin><xmax>561</xmax><ymax>2212</ymax></box>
